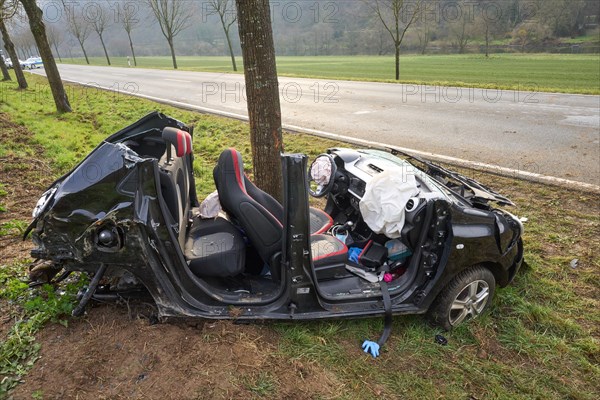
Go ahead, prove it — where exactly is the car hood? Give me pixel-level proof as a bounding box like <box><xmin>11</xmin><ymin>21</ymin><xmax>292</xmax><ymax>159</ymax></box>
<box><xmin>362</xmin><ymin>149</ymin><xmax>515</xmax><ymax>207</ymax></box>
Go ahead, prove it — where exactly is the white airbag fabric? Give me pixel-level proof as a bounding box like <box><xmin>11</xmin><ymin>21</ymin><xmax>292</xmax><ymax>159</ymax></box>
<box><xmin>199</xmin><ymin>190</ymin><xmax>222</xmax><ymax>219</ymax></box>
<box><xmin>359</xmin><ymin>166</ymin><xmax>419</xmax><ymax>238</ymax></box>
<box><xmin>310</xmin><ymin>157</ymin><xmax>333</xmax><ymax>185</ymax></box>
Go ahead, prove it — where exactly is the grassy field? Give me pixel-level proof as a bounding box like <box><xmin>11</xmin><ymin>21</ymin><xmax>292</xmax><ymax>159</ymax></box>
<box><xmin>1</xmin><ymin>74</ymin><xmax>599</xmax><ymax>399</ymax></box>
<box><xmin>61</xmin><ymin>53</ymin><xmax>600</xmax><ymax>94</ymax></box>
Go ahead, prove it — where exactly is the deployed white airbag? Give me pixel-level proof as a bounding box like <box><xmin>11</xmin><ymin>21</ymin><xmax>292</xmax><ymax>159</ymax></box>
<box><xmin>359</xmin><ymin>166</ymin><xmax>419</xmax><ymax>238</ymax></box>
<box><xmin>310</xmin><ymin>157</ymin><xmax>333</xmax><ymax>186</ymax></box>
<box><xmin>199</xmin><ymin>190</ymin><xmax>222</xmax><ymax>219</ymax></box>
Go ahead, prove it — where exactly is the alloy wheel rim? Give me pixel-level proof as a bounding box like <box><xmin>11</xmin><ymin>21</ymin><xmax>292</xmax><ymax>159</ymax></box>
<box><xmin>449</xmin><ymin>280</ymin><xmax>490</xmax><ymax>326</ymax></box>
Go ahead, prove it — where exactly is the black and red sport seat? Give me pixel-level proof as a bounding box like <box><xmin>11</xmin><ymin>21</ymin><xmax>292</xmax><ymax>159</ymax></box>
<box><xmin>159</xmin><ymin>127</ymin><xmax>193</xmax><ymax>248</ymax></box>
<box><xmin>162</xmin><ymin>127</ymin><xmax>192</xmax><ymax>158</ymax></box>
<box><xmin>213</xmin><ymin>149</ymin><xmax>341</xmax><ymax>276</ymax></box>
<box><xmin>214</xmin><ymin>149</ymin><xmax>283</xmax><ymax>276</ymax></box>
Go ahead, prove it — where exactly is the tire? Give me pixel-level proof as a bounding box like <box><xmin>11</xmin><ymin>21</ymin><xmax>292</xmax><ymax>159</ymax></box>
<box><xmin>427</xmin><ymin>266</ymin><xmax>496</xmax><ymax>331</ymax></box>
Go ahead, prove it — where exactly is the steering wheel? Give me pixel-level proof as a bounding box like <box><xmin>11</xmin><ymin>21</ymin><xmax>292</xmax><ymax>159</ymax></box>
<box><xmin>307</xmin><ymin>154</ymin><xmax>337</xmax><ymax>198</ymax></box>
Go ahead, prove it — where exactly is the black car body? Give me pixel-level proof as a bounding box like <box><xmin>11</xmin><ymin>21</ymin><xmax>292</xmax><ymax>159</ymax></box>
<box><xmin>26</xmin><ymin>112</ymin><xmax>523</xmax><ymax>329</ymax></box>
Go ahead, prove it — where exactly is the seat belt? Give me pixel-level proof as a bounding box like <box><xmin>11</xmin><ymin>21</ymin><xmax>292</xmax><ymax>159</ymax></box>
<box><xmin>361</xmin><ymin>280</ymin><xmax>393</xmax><ymax>358</ymax></box>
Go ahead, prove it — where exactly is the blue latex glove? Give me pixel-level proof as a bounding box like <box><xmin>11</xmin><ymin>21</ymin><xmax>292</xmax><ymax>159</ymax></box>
<box><xmin>348</xmin><ymin>247</ymin><xmax>362</xmax><ymax>263</ymax></box>
<box><xmin>362</xmin><ymin>340</ymin><xmax>380</xmax><ymax>358</ymax></box>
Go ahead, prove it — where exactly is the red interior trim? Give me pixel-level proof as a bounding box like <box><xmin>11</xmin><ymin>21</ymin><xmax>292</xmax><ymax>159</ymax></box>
<box><xmin>358</xmin><ymin>240</ymin><xmax>373</xmax><ymax>263</ymax></box>
<box><xmin>176</xmin><ymin>130</ymin><xmax>186</xmax><ymax>157</ymax></box>
<box><xmin>312</xmin><ymin>209</ymin><xmax>334</xmax><ymax>234</ymax></box>
<box><xmin>230</xmin><ymin>148</ymin><xmax>247</xmax><ymax>194</ymax></box>
<box><xmin>184</xmin><ymin>132</ymin><xmax>192</xmax><ymax>154</ymax></box>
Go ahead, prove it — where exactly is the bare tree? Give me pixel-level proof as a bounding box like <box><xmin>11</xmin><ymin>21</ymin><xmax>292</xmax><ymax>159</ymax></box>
<box><xmin>474</xmin><ymin>0</ymin><xmax>505</xmax><ymax>58</ymax></box>
<box><xmin>450</xmin><ymin>9</ymin><xmax>474</xmax><ymax>54</ymax></box>
<box><xmin>88</xmin><ymin>3</ymin><xmax>111</xmax><ymax>65</ymax></box>
<box><xmin>0</xmin><ymin>4</ymin><xmax>27</xmax><ymax>88</ymax></box>
<box><xmin>46</xmin><ymin>23</ymin><xmax>62</xmax><ymax>62</ymax></box>
<box><xmin>206</xmin><ymin>0</ymin><xmax>237</xmax><ymax>71</ymax></box>
<box><xmin>63</xmin><ymin>1</ymin><xmax>90</xmax><ymax>64</ymax></box>
<box><xmin>235</xmin><ymin>0</ymin><xmax>283</xmax><ymax>199</ymax></box>
<box><xmin>0</xmin><ymin>0</ymin><xmax>14</xmax><ymax>81</ymax></box>
<box><xmin>368</xmin><ymin>0</ymin><xmax>422</xmax><ymax>80</ymax></box>
<box><xmin>11</xmin><ymin>25</ymin><xmax>36</xmax><ymax>57</ymax></box>
<box><xmin>538</xmin><ymin>0</ymin><xmax>587</xmax><ymax>37</ymax></box>
<box><xmin>146</xmin><ymin>0</ymin><xmax>191</xmax><ymax>69</ymax></box>
<box><xmin>19</xmin><ymin>0</ymin><xmax>71</xmax><ymax>112</ymax></box>
<box><xmin>0</xmin><ymin>52</ymin><xmax>9</xmax><ymax>80</ymax></box>
<box><xmin>121</xmin><ymin>2</ymin><xmax>138</xmax><ymax>66</ymax></box>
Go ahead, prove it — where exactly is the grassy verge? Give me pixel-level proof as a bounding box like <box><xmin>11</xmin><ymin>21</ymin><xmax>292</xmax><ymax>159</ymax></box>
<box><xmin>59</xmin><ymin>54</ymin><xmax>600</xmax><ymax>94</ymax></box>
<box><xmin>0</xmin><ymin>264</ymin><xmax>81</xmax><ymax>393</ymax></box>
<box><xmin>0</xmin><ymin>73</ymin><xmax>598</xmax><ymax>399</ymax></box>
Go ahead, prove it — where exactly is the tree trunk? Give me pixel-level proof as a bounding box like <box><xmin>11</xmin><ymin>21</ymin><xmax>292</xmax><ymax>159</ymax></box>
<box><xmin>53</xmin><ymin>42</ymin><xmax>62</xmax><ymax>62</ymax></box>
<box><xmin>225</xmin><ymin>30</ymin><xmax>237</xmax><ymax>71</ymax></box>
<box><xmin>79</xmin><ymin>41</ymin><xmax>90</xmax><ymax>64</ymax></box>
<box><xmin>127</xmin><ymin>31</ymin><xmax>137</xmax><ymax>66</ymax></box>
<box><xmin>168</xmin><ymin>38</ymin><xmax>177</xmax><ymax>69</ymax></box>
<box><xmin>20</xmin><ymin>0</ymin><xmax>71</xmax><ymax>113</ymax></box>
<box><xmin>395</xmin><ymin>45</ymin><xmax>400</xmax><ymax>80</ymax></box>
<box><xmin>485</xmin><ymin>26</ymin><xmax>490</xmax><ymax>58</ymax></box>
<box><xmin>235</xmin><ymin>0</ymin><xmax>283</xmax><ymax>200</ymax></box>
<box><xmin>0</xmin><ymin>20</ymin><xmax>28</xmax><ymax>89</ymax></box>
<box><xmin>99</xmin><ymin>34</ymin><xmax>111</xmax><ymax>65</ymax></box>
<box><xmin>0</xmin><ymin>56</ymin><xmax>11</xmax><ymax>81</ymax></box>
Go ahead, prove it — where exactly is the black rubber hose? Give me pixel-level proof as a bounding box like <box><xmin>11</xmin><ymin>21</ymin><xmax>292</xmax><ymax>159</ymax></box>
<box><xmin>72</xmin><ymin>264</ymin><xmax>107</xmax><ymax>317</ymax></box>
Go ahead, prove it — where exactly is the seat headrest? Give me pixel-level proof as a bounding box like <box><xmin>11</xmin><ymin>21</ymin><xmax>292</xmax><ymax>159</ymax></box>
<box><xmin>216</xmin><ymin>148</ymin><xmax>246</xmax><ymax>194</ymax></box>
<box><xmin>162</xmin><ymin>127</ymin><xmax>192</xmax><ymax>157</ymax></box>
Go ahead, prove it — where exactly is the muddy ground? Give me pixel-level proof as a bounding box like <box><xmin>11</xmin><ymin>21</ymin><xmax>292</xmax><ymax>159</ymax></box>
<box><xmin>12</xmin><ymin>307</ymin><xmax>340</xmax><ymax>400</ymax></box>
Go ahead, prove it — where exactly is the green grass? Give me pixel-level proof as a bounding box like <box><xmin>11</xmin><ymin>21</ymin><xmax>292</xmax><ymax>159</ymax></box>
<box><xmin>0</xmin><ymin>72</ymin><xmax>598</xmax><ymax>399</ymax></box>
<box><xmin>0</xmin><ymin>261</ymin><xmax>82</xmax><ymax>393</ymax></box>
<box><xmin>560</xmin><ymin>33</ymin><xmax>600</xmax><ymax>44</ymax></box>
<box><xmin>0</xmin><ymin>183</ymin><xmax>6</xmax><ymax>212</ymax></box>
<box><xmin>60</xmin><ymin>53</ymin><xmax>600</xmax><ymax>94</ymax></box>
<box><xmin>0</xmin><ymin>219</ymin><xmax>28</xmax><ymax>237</ymax></box>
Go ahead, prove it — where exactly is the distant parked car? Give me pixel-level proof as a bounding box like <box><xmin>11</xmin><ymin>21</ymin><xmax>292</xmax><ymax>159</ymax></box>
<box><xmin>23</xmin><ymin>57</ymin><xmax>43</xmax><ymax>69</ymax></box>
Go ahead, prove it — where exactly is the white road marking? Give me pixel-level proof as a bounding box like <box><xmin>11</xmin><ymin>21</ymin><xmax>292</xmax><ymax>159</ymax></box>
<box><xmin>353</xmin><ymin>111</ymin><xmax>373</xmax><ymax>115</ymax></box>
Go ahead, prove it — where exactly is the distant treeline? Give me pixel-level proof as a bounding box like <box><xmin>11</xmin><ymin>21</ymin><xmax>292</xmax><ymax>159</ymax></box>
<box><xmin>4</xmin><ymin>0</ymin><xmax>599</xmax><ymax>60</ymax></box>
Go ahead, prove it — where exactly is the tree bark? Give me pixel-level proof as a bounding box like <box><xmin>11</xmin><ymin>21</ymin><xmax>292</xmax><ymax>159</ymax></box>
<box><xmin>20</xmin><ymin>0</ymin><xmax>71</xmax><ymax>112</ymax></box>
<box><xmin>79</xmin><ymin>41</ymin><xmax>90</xmax><ymax>64</ymax></box>
<box><xmin>99</xmin><ymin>35</ymin><xmax>111</xmax><ymax>65</ymax></box>
<box><xmin>0</xmin><ymin>20</ymin><xmax>27</xmax><ymax>89</ymax></box>
<box><xmin>225</xmin><ymin>29</ymin><xmax>237</xmax><ymax>71</ymax></box>
<box><xmin>168</xmin><ymin>38</ymin><xmax>177</xmax><ymax>69</ymax></box>
<box><xmin>395</xmin><ymin>45</ymin><xmax>400</xmax><ymax>80</ymax></box>
<box><xmin>53</xmin><ymin>42</ymin><xmax>62</xmax><ymax>62</ymax></box>
<box><xmin>235</xmin><ymin>0</ymin><xmax>283</xmax><ymax>200</ymax></box>
<box><xmin>0</xmin><ymin>56</ymin><xmax>10</xmax><ymax>81</ymax></box>
<box><xmin>127</xmin><ymin>31</ymin><xmax>137</xmax><ymax>66</ymax></box>
<box><xmin>485</xmin><ymin>26</ymin><xmax>490</xmax><ymax>58</ymax></box>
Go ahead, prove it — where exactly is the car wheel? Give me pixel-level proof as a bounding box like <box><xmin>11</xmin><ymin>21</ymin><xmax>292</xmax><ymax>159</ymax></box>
<box><xmin>427</xmin><ymin>266</ymin><xmax>496</xmax><ymax>330</ymax></box>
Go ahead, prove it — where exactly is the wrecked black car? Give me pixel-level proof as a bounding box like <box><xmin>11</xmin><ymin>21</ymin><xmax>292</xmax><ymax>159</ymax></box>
<box><xmin>25</xmin><ymin>112</ymin><xmax>523</xmax><ymax>355</ymax></box>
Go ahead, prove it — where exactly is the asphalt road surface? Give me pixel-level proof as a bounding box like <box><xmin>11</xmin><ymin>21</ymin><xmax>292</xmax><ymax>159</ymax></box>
<box><xmin>32</xmin><ymin>64</ymin><xmax>599</xmax><ymax>186</ymax></box>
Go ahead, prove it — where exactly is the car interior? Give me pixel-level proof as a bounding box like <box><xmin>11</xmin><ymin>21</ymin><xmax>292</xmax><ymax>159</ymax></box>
<box><xmin>122</xmin><ymin>126</ymin><xmax>446</xmax><ymax>304</ymax></box>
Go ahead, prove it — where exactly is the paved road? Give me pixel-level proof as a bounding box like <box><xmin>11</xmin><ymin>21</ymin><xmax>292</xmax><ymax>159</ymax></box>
<box><xmin>32</xmin><ymin>64</ymin><xmax>599</xmax><ymax>185</ymax></box>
